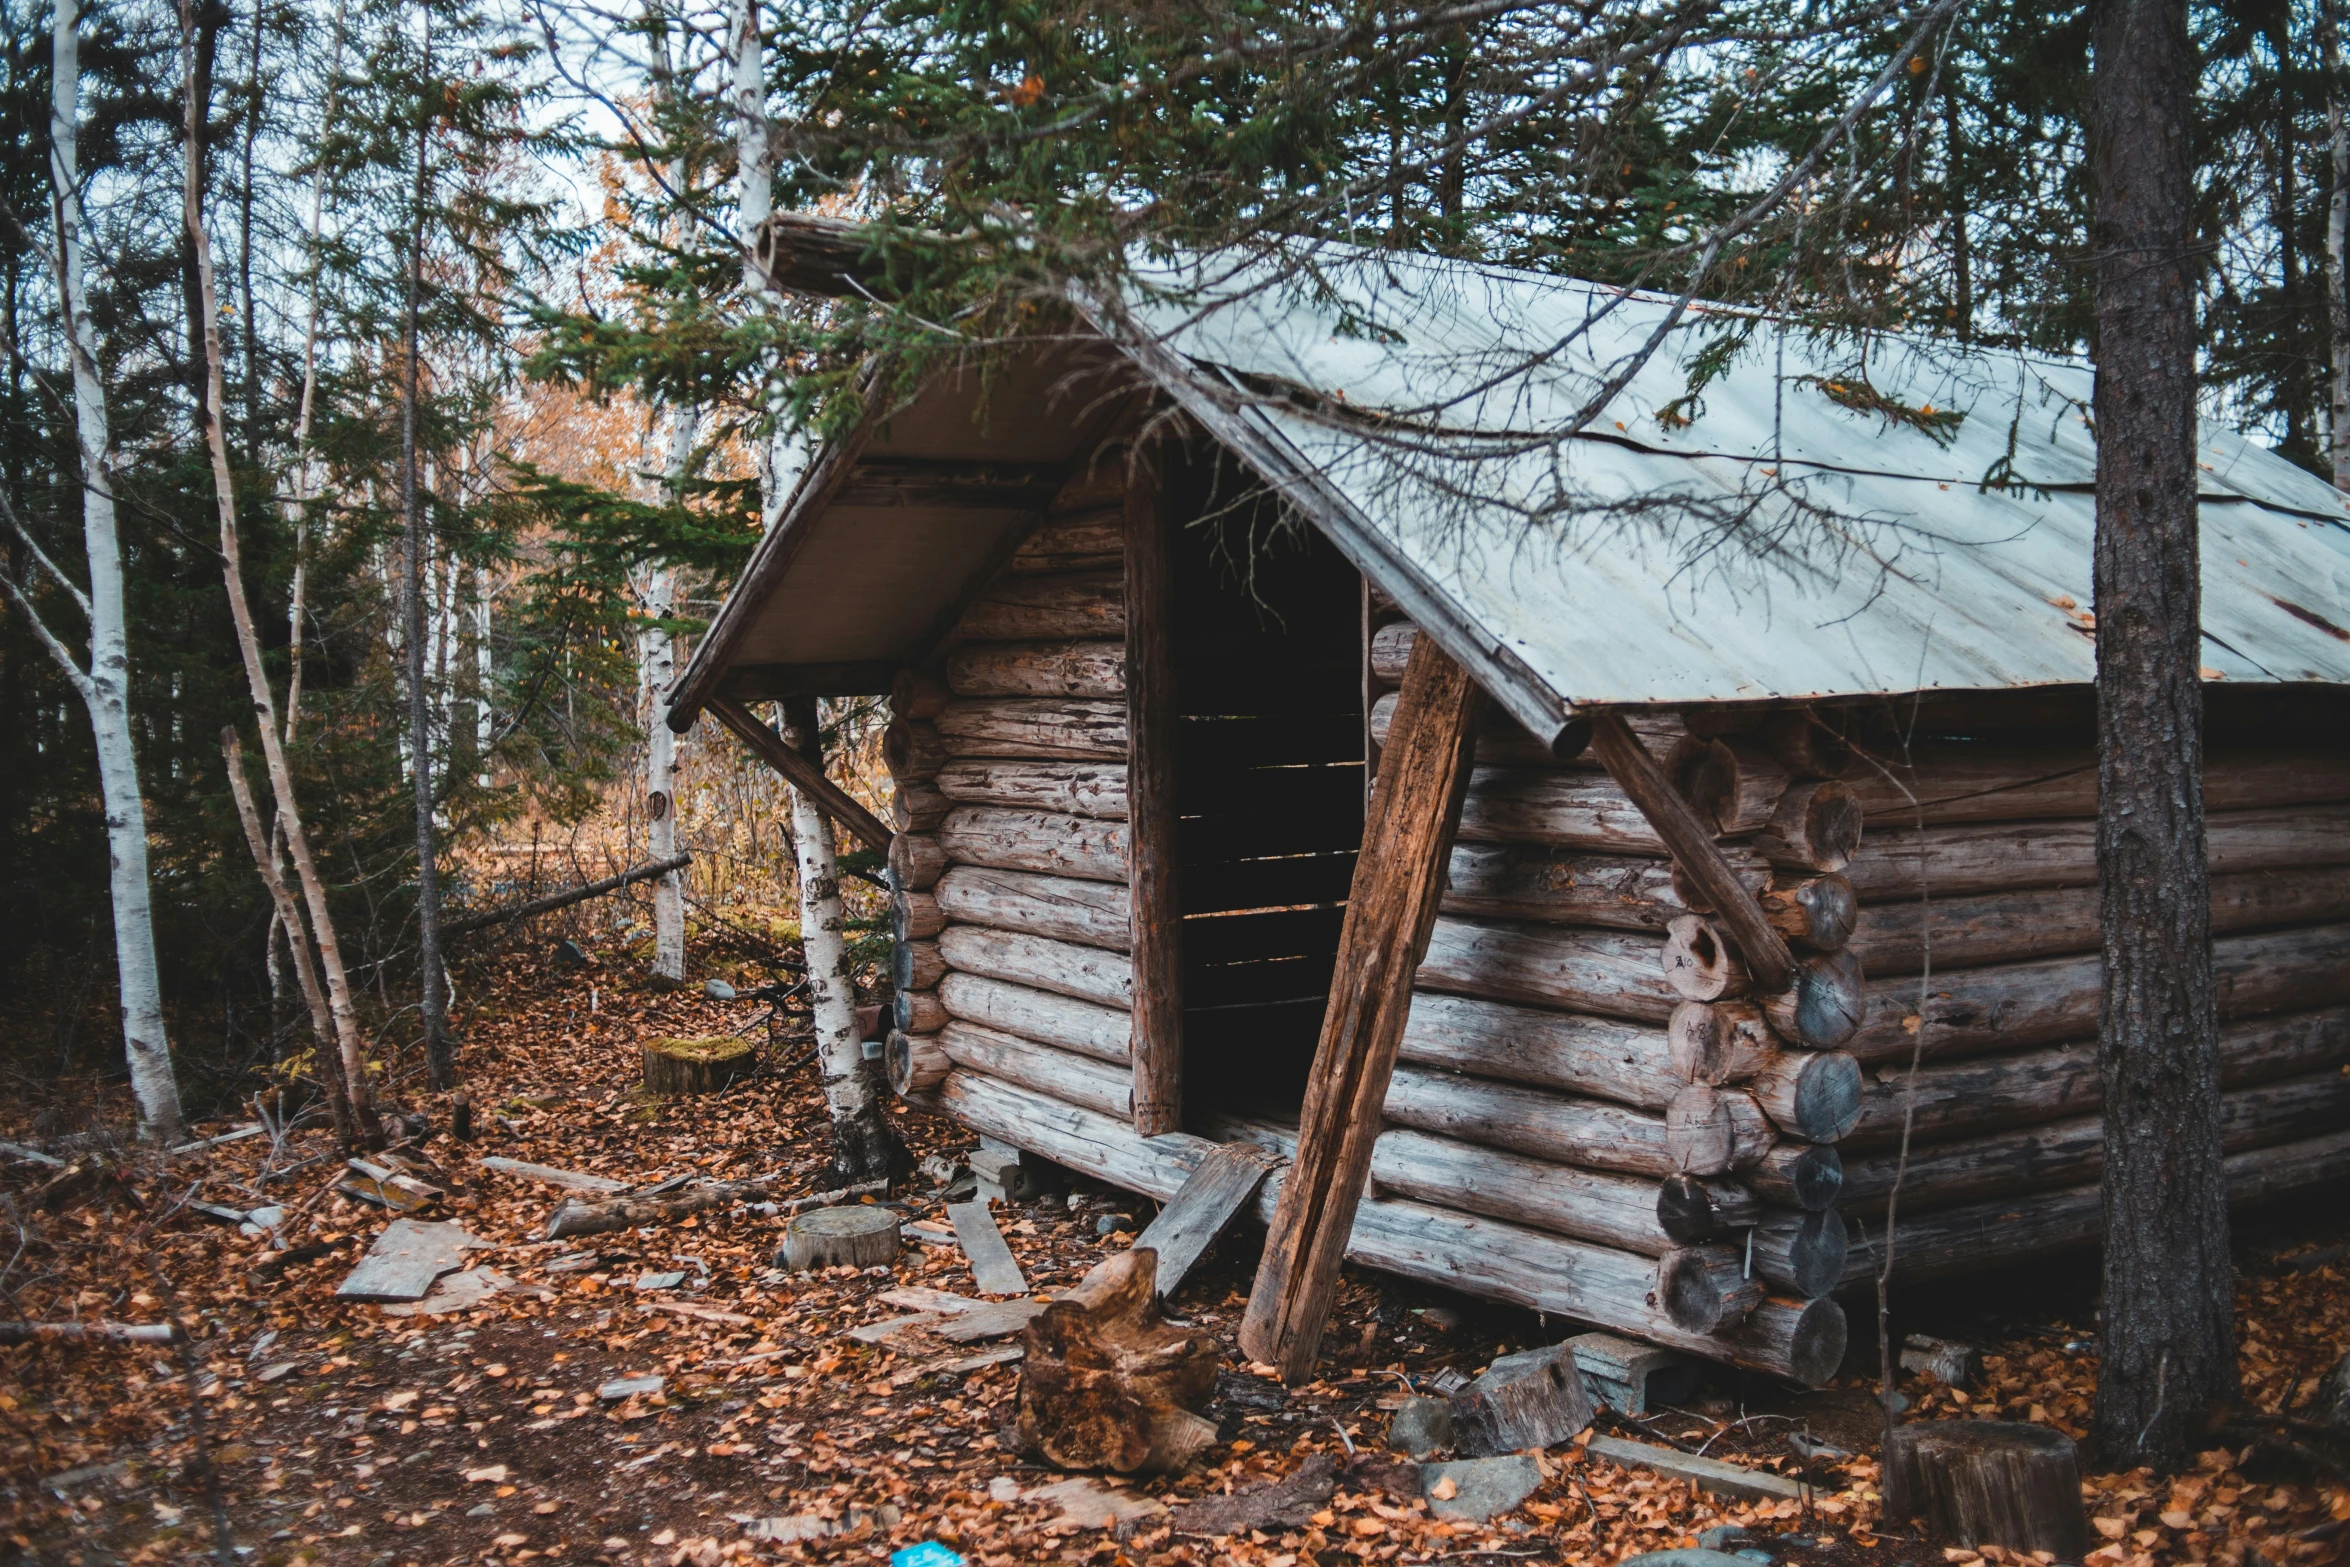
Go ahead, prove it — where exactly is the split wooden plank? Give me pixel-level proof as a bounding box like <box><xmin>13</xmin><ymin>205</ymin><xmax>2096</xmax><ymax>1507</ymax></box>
<box><xmin>335</xmin><ymin>1219</ymin><xmax>486</xmax><ymax>1303</ymax></box>
<box><xmin>1586</xmin><ymin>713</ymin><xmax>1796</xmax><ymax>994</ymax></box>
<box><xmin>1124</xmin><ymin>459</ymin><xmax>1183</xmax><ymax>1134</ymax></box>
<box><xmin>948</xmin><ymin>1200</ymin><xmax>1030</xmax><ymax>1296</ymax></box>
<box><xmin>1133</xmin><ymin>1141</ymin><xmax>1283</xmax><ymax>1299</ymax></box>
<box><xmin>478</xmin><ymin>1157</ymin><xmax>628</xmax><ymax>1194</ymax></box>
<box><xmin>1240</xmin><ymin>631</ymin><xmax>1482</xmax><ymax>1382</ymax></box>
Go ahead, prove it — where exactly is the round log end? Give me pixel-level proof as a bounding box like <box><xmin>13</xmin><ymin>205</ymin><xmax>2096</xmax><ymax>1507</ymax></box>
<box><xmin>1763</xmin><ymin>948</ymin><xmax>1867</xmax><ymax>1049</ymax></box>
<box><xmin>1801</xmin><ymin>781</ymin><xmax>1864</xmax><ymax>871</ymax></box>
<box><xmin>1659</xmin><ymin>1246</ymin><xmax>1750</xmax><ymax>1334</ymax></box>
<box><xmin>1551</xmin><ymin>717</ymin><xmax>1594</xmax><ymax>763</ymax></box>
<box><xmin>1763</xmin><ymin>708</ymin><xmax>1854</xmax><ymax>779</ymax></box>
<box><xmin>1657</xmin><ymin>1173</ymin><xmax>1717</xmax><ymax>1244</ymax></box>
<box><xmin>1666</xmin><ymin>1083</ymin><xmax>1736</xmax><ymax>1176</ymax></box>
<box><xmin>1783</xmin><ymin>1142</ymin><xmax>1845</xmax><ymax>1211</ymax></box>
<box><xmin>777</xmin><ymin>1203</ymin><xmax>901</xmax><ymax>1271</ymax></box>
<box><xmin>887</xmin><ymin>1029</ymin><xmax>951</xmax><ymax>1097</ymax></box>
<box><xmin>1761</xmin><ymin>1210</ymin><xmax>1853</xmax><ymax>1298</ymax></box>
<box><xmin>1745</xmin><ymin>1294</ymin><xmax>1847</xmax><ymax>1387</ymax></box>
<box><xmin>1664</xmin><ymin>915</ymin><xmax>1748</xmax><ymax>1002</ymax></box>
<box><xmin>1773</xmin><ymin>1050</ymin><xmax>1863</xmax><ymax>1143</ymax></box>
<box><xmin>642</xmin><ymin>1035</ymin><xmax>756</xmax><ymax>1096</ymax></box>
<box><xmin>1668</xmin><ymin>737</ymin><xmax>1737</xmax><ymax>835</ymax></box>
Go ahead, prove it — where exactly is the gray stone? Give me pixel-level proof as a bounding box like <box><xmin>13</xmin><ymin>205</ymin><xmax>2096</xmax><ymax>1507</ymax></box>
<box><xmin>702</xmin><ymin>979</ymin><xmax>737</xmax><ymax>1001</ymax></box>
<box><xmin>1419</xmin><ymin>1455</ymin><xmax>1542</xmax><ymax>1523</ymax></box>
<box><xmin>1387</xmin><ymin>1396</ymin><xmax>1456</xmax><ymax>1459</ymax></box>
<box><xmin>1095</xmin><ymin>1213</ymin><xmax>1135</xmax><ymax>1237</ymax></box>
<box><xmin>1699</xmin><ymin>1525</ymin><xmax>1755</xmax><ymax>1552</ymax></box>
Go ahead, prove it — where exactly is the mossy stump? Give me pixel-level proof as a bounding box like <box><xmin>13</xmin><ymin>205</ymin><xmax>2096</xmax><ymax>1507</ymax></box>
<box><xmin>642</xmin><ymin>1035</ymin><xmax>755</xmax><ymax>1096</ymax></box>
<box><xmin>777</xmin><ymin>1204</ymin><xmax>900</xmax><ymax>1271</ymax></box>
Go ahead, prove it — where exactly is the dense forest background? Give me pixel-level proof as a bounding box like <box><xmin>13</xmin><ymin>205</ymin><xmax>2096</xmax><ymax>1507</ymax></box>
<box><xmin>0</xmin><ymin>0</ymin><xmax>2337</xmax><ymax>1127</ymax></box>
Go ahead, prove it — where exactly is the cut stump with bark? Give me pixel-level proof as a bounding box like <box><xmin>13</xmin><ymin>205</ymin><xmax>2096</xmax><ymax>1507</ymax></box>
<box><xmin>1882</xmin><ymin>1420</ymin><xmax>2090</xmax><ymax>1557</ymax></box>
<box><xmin>1016</xmin><ymin>1247</ymin><xmax>1221</xmax><ymax>1474</ymax></box>
<box><xmin>777</xmin><ymin>1204</ymin><xmax>900</xmax><ymax>1271</ymax></box>
<box><xmin>642</xmin><ymin>1035</ymin><xmax>755</xmax><ymax>1096</ymax></box>
<box><xmin>1449</xmin><ymin>1343</ymin><xmax>1596</xmax><ymax>1456</ymax></box>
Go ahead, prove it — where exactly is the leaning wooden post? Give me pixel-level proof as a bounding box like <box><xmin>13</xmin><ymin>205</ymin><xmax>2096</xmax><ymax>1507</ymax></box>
<box><xmin>1587</xmin><ymin>712</ymin><xmax>1796</xmax><ymax>994</ymax></box>
<box><xmin>1125</xmin><ymin>458</ymin><xmax>1183</xmax><ymax>1134</ymax></box>
<box><xmin>706</xmin><ymin>695</ymin><xmax>895</xmax><ymax>857</ymax></box>
<box><xmin>1239</xmin><ymin>632</ymin><xmax>1481</xmax><ymax>1381</ymax></box>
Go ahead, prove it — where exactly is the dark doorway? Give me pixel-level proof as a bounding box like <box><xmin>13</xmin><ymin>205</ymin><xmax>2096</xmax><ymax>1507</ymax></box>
<box><xmin>1170</xmin><ymin>452</ymin><xmax>1365</xmax><ymax>1120</ymax></box>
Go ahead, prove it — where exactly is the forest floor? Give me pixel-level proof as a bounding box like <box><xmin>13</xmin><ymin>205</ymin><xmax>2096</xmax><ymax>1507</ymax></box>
<box><xmin>4</xmin><ymin>940</ymin><xmax>2348</xmax><ymax>1567</ymax></box>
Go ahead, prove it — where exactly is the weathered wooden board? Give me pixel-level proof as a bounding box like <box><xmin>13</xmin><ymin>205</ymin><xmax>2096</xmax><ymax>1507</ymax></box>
<box><xmin>335</xmin><ymin>1220</ymin><xmax>485</xmax><ymax>1303</ymax></box>
<box><xmin>1133</xmin><ymin>1141</ymin><xmax>1283</xmax><ymax>1297</ymax></box>
<box><xmin>947</xmin><ymin>1200</ymin><xmax>1030</xmax><ymax>1296</ymax></box>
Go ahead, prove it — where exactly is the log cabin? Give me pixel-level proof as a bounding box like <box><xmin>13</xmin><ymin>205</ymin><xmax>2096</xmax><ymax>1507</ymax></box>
<box><xmin>667</xmin><ymin>234</ymin><xmax>2350</xmax><ymax>1386</ymax></box>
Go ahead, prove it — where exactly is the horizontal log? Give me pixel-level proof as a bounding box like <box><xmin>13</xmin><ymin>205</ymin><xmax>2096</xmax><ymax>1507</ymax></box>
<box><xmin>1664</xmin><ymin>916</ymin><xmax>1748</xmax><ymax>1002</ymax></box>
<box><xmin>1441</xmin><ymin>843</ymin><xmax>1764</xmax><ymax>932</ymax></box>
<box><xmin>936</xmin><ymin>759</ymin><xmax>1129</xmax><ymax>821</ymax></box>
<box><xmin>934</xmin><ymin>865</ymin><xmax>1132</xmax><ymax>951</ymax></box>
<box><xmin>1454</xmin><ymin>768</ymin><xmax>1666</xmax><ymax>852</ymax></box>
<box><xmin>1841</xmin><ymin>1125</ymin><xmax>2350</xmax><ymax>1284</ymax></box>
<box><xmin>1659</xmin><ymin>1246</ymin><xmax>1765</xmax><ymax>1333</ymax></box>
<box><xmin>1384</xmin><ymin>1064</ymin><xmax>1678</xmax><ymax>1177</ymax></box>
<box><xmin>954</xmin><ymin>569</ymin><xmax>1125</xmax><ymax>642</ymax></box>
<box><xmin>1665</xmin><ymin>1082</ymin><xmax>1775</xmax><ymax>1176</ymax></box>
<box><xmin>1008</xmin><ymin>512</ymin><xmax>1122</xmax><ymax>575</ymax></box>
<box><xmin>937</xmin><ymin>971</ymin><xmax>1131</xmax><ymax>1062</ymax></box>
<box><xmin>1668</xmin><ymin>1001</ymin><xmax>1778</xmax><ymax>1085</ymax></box>
<box><xmin>1838</xmin><ymin>1066</ymin><xmax>2350</xmax><ymax>1212</ymax></box>
<box><xmin>898</xmin><ymin>888</ymin><xmax>946</xmax><ymax>940</ymax></box>
<box><xmin>1752</xmin><ymin>781</ymin><xmax>1864</xmax><ymax>873</ymax></box>
<box><xmin>1748</xmin><ymin>1209</ymin><xmax>1851</xmax><ymax>1298</ymax></box>
<box><xmin>940</xmin><ymin>1021</ymin><xmax>1132</xmax><ymax>1120</ymax></box>
<box><xmin>1841</xmin><ymin>745</ymin><xmax>2350</xmax><ymax>826</ymax></box>
<box><xmin>1369</xmin><ymin>1127</ymin><xmax>1685</xmax><ymax>1256</ymax></box>
<box><xmin>1843</xmin><ymin>1006</ymin><xmax>2350</xmax><ymax>1149</ymax></box>
<box><xmin>884</xmin><ymin>719</ymin><xmax>948</xmax><ymax>781</ymax></box>
<box><xmin>898</xmin><ymin>988</ymin><xmax>948</xmax><ymax>1034</ymax></box>
<box><xmin>1418</xmin><ymin>916</ymin><xmax>1679</xmax><ymax>1023</ymax></box>
<box><xmin>891</xmin><ymin>779</ymin><xmax>950</xmax><ymax>833</ymax></box>
<box><xmin>890</xmin><ymin>833</ymin><xmax>946</xmax><ymax>890</ymax></box>
<box><xmin>888</xmin><ymin>1030</ymin><xmax>950</xmax><ymax>1095</ymax></box>
<box><xmin>1656</xmin><ymin>1173</ymin><xmax>1766</xmax><ymax>1244</ymax></box>
<box><xmin>1743</xmin><ymin>1140</ymin><xmax>1845</xmax><ymax>1211</ymax></box>
<box><xmin>945</xmin><ymin>639</ymin><xmax>1125</xmax><ymax>699</ymax></box>
<box><xmin>1759</xmin><ymin>947</ymin><xmax>1868</xmax><ymax>1050</ymax></box>
<box><xmin>1750</xmin><ymin>1049</ymin><xmax>1862</xmax><ymax>1143</ymax></box>
<box><xmin>1849</xmin><ymin>866</ymin><xmax>2350</xmax><ymax>976</ymax></box>
<box><xmin>1760</xmin><ymin>875</ymin><xmax>1856</xmax><ymax>953</ymax></box>
<box><xmin>938</xmin><ymin>923</ymin><xmax>1132</xmax><ymax>1010</ymax></box>
<box><xmin>1370</xmin><ymin>689</ymin><xmax>1591</xmax><ymax>767</ymax></box>
<box><xmin>1846</xmin><ymin>922</ymin><xmax>2350</xmax><ymax>1064</ymax></box>
<box><xmin>1396</xmin><ymin>993</ymin><xmax>1687</xmax><ymax>1111</ymax></box>
<box><xmin>939</xmin><ymin>806</ymin><xmax>1130</xmax><ymax>883</ymax></box>
<box><xmin>936</xmin><ymin>698</ymin><xmax>1128</xmax><ymax>760</ymax></box>
<box><xmin>1844</xmin><ymin>806</ymin><xmax>2350</xmax><ymax>902</ymax></box>
<box><xmin>1669</xmin><ymin>736</ymin><xmax>1791</xmax><ymax>837</ymax></box>
<box><xmin>1199</xmin><ymin>1110</ymin><xmax>1847</xmax><ymax>1384</ymax></box>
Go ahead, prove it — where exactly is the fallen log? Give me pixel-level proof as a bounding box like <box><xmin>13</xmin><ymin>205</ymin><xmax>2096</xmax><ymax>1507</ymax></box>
<box><xmin>1397</xmin><ymin>992</ymin><xmax>1687</xmax><ymax>1111</ymax></box>
<box><xmin>938</xmin><ymin>924</ymin><xmax>1133</xmax><ymax>1010</ymax></box>
<box><xmin>1418</xmin><ymin>916</ymin><xmax>1679</xmax><ymax>1023</ymax></box>
<box><xmin>443</xmin><ymin>853</ymin><xmax>693</xmax><ymax>937</ymax></box>
<box><xmin>544</xmin><ymin>1178</ymin><xmax>886</xmax><ymax>1240</ymax></box>
<box><xmin>1842</xmin><ymin>1006</ymin><xmax>2349</xmax><ymax>1149</ymax></box>
<box><xmin>938</xmin><ymin>972</ymin><xmax>1132</xmax><ymax>1062</ymax></box>
<box><xmin>1846</xmin><ymin>921</ymin><xmax>2350</xmax><ymax>1063</ymax></box>
<box><xmin>937</xmin><ymin>698</ymin><xmax>1128</xmax><ymax>760</ymax></box>
<box><xmin>945</xmin><ymin>640</ymin><xmax>1125</xmax><ymax>699</ymax></box>
<box><xmin>936</xmin><ymin>758</ymin><xmax>1130</xmax><ymax>820</ymax></box>
<box><xmin>939</xmin><ymin>806</ymin><xmax>1130</xmax><ymax>884</ymax></box>
<box><xmin>935</xmin><ymin>865</ymin><xmax>1132</xmax><ymax>951</ymax></box>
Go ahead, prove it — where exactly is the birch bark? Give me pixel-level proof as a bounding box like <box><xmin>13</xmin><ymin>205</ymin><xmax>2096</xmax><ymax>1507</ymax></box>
<box><xmin>48</xmin><ymin>0</ymin><xmax>182</xmax><ymax>1141</ymax></box>
<box><xmin>180</xmin><ymin>0</ymin><xmax>377</xmax><ymax>1140</ymax></box>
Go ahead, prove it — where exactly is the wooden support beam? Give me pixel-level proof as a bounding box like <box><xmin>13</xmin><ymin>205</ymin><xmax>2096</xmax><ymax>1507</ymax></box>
<box><xmin>1587</xmin><ymin>712</ymin><xmax>1796</xmax><ymax>995</ymax></box>
<box><xmin>707</xmin><ymin>695</ymin><xmax>895</xmax><ymax>857</ymax></box>
<box><xmin>1125</xmin><ymin>463</ymin><xmax>1183</xmax><ymax>1135</ymax></box>
<box><xmin>1239</xmin><ymin>632</ymin><xmax>1481</xmax><ymax>1382</ymax></box>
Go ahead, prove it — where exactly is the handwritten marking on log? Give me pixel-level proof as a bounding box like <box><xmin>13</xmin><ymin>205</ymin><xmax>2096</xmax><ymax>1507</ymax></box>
<box><xmin>948</xmin><ymin>1200</ymin><xmax>1030</xmax><ymax>1296</ymax></box>
<box><xmin>1133</xmin><ymin>1142</ymin><xmax>1283</xmax><ymax>1297</ymax></box>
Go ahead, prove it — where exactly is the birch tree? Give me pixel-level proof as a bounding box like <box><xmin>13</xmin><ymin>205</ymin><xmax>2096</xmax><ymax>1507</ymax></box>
<box><xmin>0</xmin><ymin>0</ymin><xmax>184</xmax><ymax>1141</ymax></box>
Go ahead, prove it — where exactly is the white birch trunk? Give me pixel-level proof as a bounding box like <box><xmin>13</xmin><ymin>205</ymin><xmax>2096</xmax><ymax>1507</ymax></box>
<box><xmin>790</xmin><ymin>775</ymin><xmax>894</xmax><ymax>1182</ymax></box>
<box><xmin>180</xmin><ymin>0</ymin><xmax>376</xmax><ymax>1138</ymax></box>
<box><xmin>51</xmin><ymin>0</ymin><xmax>182</xmax><ymax>1141</ymax></box>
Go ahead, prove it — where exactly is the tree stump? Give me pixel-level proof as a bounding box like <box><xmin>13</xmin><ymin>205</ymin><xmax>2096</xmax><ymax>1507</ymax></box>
<box><xmin>1016</xmin><ymin>1247</ymin><xmax>1221</xmax><ymax>1474</ymax></box>
<box><xmin>1882</xmin><ymin>1420</ymin><xmax>2090</xmax><ymax>1557</ymax></box>
<box><xmin>776</xmin><ymin>1204</ymin><xmax>900</xmax><ymax>1271</ymax></box>
<box><xmin>1450</xmin><ymin>1342</ymin><xmax>1596</xmax><ymax>1456</ymax></box>
<box><xmin>642</xmin><ymin>1035</ymin><xmax>755</xmax><ymax>1096</ymax></box>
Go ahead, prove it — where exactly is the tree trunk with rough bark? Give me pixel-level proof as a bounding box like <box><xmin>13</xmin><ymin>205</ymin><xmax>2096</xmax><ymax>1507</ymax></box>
<box><xmin>2089</xmin><ymin>0</ymin><xmax>2238</xmax><ymax>1467</ymax></box>
<box><xmin>784</xmin><ymin>697</ymin><xmax>906</xmax><ymax>1186</ymax></box>
<box><xmin>2327</xmin><ymin>0</ymin><xmax>2350</xmax><ymax>489</ymax></box>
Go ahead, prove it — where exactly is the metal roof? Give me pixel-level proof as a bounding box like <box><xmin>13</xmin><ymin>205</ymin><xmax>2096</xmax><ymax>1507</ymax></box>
<box><xmin>673</xmin><ymin>242</ymin><xmax>2350</xmax><ymax>737</ymax></box>
<box><xmin>1095</xmin><ymin>246</ymin><xmax>2350</xmax><ymax>741</ymax></box>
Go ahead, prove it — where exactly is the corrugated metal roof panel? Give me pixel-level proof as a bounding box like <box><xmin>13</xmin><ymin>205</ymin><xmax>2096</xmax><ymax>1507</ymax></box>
<box><xmin>1108</xmin><ymin>247</ymin><xmax>2350</xmax><ymax>723</ymax></box>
